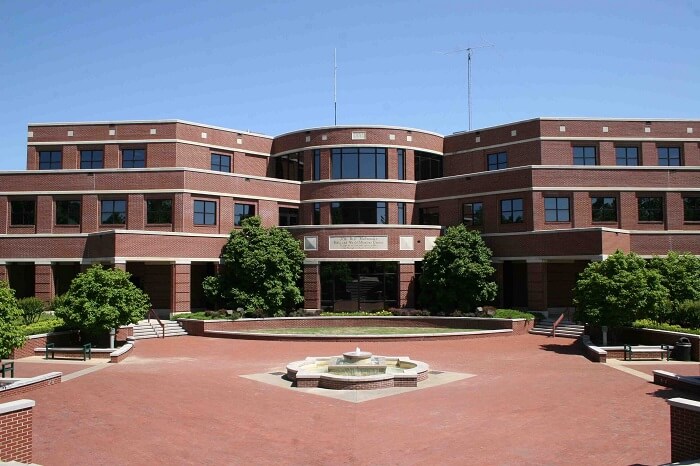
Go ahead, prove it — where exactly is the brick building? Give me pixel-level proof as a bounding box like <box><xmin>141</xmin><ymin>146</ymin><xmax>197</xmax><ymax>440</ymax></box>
<box><xmin>0</xmin><ymin>118</ymin><xmax>698</xmax><ymax>313</ymax></box>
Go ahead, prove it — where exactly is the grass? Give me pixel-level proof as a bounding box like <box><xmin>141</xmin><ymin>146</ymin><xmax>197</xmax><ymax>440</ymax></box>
<box><xmin>236</xmin><ymin>326</ymin><xmax>479</xmax><ymax>335</ymax></box>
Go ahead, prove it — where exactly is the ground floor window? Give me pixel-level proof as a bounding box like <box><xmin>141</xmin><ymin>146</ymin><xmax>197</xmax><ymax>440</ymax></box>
<box><xmin>320</xmin><ymin>262</ymin><xmax>398</xmax><ymax>311</ymax></box>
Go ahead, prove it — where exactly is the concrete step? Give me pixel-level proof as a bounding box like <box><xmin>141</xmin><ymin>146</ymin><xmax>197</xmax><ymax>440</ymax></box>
<box><xmin>529</xmin><ymin>328</ymin><xmax>583</xmax><ymax>338</ymax></box>
<box><xmin>131</xmin><ymin>320</ymin><xmax>188</xmax><ymax>339</ymax></box>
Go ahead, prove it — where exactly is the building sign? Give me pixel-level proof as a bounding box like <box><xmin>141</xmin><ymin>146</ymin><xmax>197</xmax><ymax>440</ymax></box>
<box><xmin>329</xmin><ymin>235</ymin><xmax>388</xmax><ymax>251</ymax></box>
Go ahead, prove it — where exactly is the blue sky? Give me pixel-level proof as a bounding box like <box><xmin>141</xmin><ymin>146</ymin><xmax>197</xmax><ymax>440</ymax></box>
<box><xmin>1</xmin><ymin>0</ymin><xmax>698</xmax><ymax>170</ymax></box>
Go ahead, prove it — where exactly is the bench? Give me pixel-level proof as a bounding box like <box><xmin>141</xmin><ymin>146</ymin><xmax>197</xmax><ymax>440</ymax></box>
<box><xmin>1</xmin><ymin>360</ymin><xmax>14</xmax><ymax>378</ymax></box>
<box><xmin>45</xmin><ymin>343</ymin><xmax>92</xmax><ymax>361</ymax></box>
<box><xmin>623</xmin><ymin>344</ymin><xmax>673</xmax><ymax>361</ymax></box>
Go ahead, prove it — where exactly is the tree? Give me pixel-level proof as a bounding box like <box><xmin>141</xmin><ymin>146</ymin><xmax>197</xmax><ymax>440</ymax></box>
<box><xmin>648</xmin><ymin>252</ymin><xmax>700</xmax><ymax>317</ymax></box>
<box><xmin>54</xmin><ymin>265</ymin><xmax>151</xmax><ymax>339</ymax></box>
<box><xmin>204</xmin><ymin>216</ymin><xmax>305</xmax><ymax>316</ymax></box>
<box><xmin>573</xmin><ymin>251</ymin><xmax>669</xmax><ymax>344</ymax></box>
<box><xmin>419</xmin><ymin>225</ymin><xmax>497</xmax><ymax>314</ymax></box>
<box><xmin>0</xmin><ymin>281</ymin><xmax>25</xmax><ymax>358</ymax></box>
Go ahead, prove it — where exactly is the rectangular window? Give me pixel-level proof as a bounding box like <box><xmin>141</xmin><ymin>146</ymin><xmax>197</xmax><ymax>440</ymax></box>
<box><xmin>462</xmin><ymin>202</ymin><xmax>483</xmax><ymax>226</ymax></box>
<box><xmin>544</xmin><ymin>197</ymin><xmax>570</xmax><ymax>222</ymax></box>
<box><xmin>684</xmin><ymin>197</ymin><xmax>700</xmax><ymax>222</ymax></box>
<box><xmin>331</xmin><ymin>148</ymin><xmax>387</xmax><ymax>179</ymax></box>
<box><xmin>573</xmin><ymin>146</ymin><xmax>597</xmax><ymax>165</ymax></box>
<box><xmin>122</xmin><ymin>149</ymin><xmax>146</xmax><ymax>168</ymax></box>
<box><xmin>414</xmin><ymin>151</ymin><xmax>443</xmax><ymax>180</ymax></box>
<box><xmin>591</xmin><ymin>197</ymin><xmax>617</xmax><ymax>222</ymax></box>
<box><xmin>10</xmin><ymin>200</ymin><xmax>36</xmax><ymax>226</ymax></box>
<box><xmin>397</xmin><ymin>202</ymin><xmax>406</xmax><ymax>225</ymax></box>
<box><xmin>194</xmin><ymin>200</ymin><xmax>217</xmax><ymax>225</ymax></box>
<box><xmin>100</xmin><ymin>200</ymin><xmax>126</xmax><ymax>225</ymax></box>
<box><xmin>80</xmin><ymin>150</ymin><xmax>104</xmax><ymax>169</ymax></box>
<box><xmin>275</xmin><ymin>152</ymin><xmax>304</xmax><ymax>181</ymax></box>
<box><xmin>279</xmin><ymin>207</ymin><xmax>299</xmax><ymax>226</ymax></box>
<box><xmin>331</xmin><ymin>202</ymin><xmax>387</xmax><ymax>224</ymax></box>
<box><xmin>313</xmin><ymin>149</ymin><xmax>320</xmax><ymax>180</ymax></box>
<box><xmin>638</xmin><ymin>196</ymin><xmax>663</xmax><ymax>222</ymax></box>
<box><xmin>146</xmin><ymin>199</ymin><xmax>172</xmax><ymax>224</ymax></box>
<box><xmin>56</xmin><ymin>200</ymin><xmax>81</xmax><ymax>225</ymax></box>
<box><xmin>500</xmin><ymin>198</ymin><xmax>524</xmax><ymax>224</ymax></box>
<box><xmin>658</xmin><ymin>147</ymin><xmax>681</xmax><ymax>166</ymax></box>
<box><xmin>418</xmin><ymin>207</ymin><xmax>439</xmax><ymax>225</ymax></box>
<box><xmin>39</xmin><ymin>151</ymin><xmax>62</xmax><ymax>169</ymax></box>
<box><xmin>487</xmin><ymin>152</ymin><xmax>508</xmax><ymax>170</ymax></box>
<box><xmin>615</xmin><ymin>147</ymin><xmax>638</xmax><ymax>166</ymax></box>
<box><xmin>234</xmin><ymin>203</ymin><xmax>256</xmax><ymax>226</ymax></box>
<box><xmin>313</xmin><ymin>202</ymin><xmax>321</xmax><ymax>225</ymax></box>
<box><xmin>211</xmin><ymin>153</ymin><xmax>231</xmax><ymax>172</ymax></box>
<box><xmin>397</xmin><ymin>149</ymin><xmax>405</xmax><ymax>180</ymax></box>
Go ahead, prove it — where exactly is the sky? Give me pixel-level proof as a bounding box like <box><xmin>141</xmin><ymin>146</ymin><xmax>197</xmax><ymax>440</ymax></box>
<box><xmin>1</xmin><ymin>0</ymin><xmax>698</xmax><ymax>170</ymax></box>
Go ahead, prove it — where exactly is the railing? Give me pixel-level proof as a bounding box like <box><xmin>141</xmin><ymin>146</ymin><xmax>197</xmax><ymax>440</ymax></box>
<box><xmin>551</xmin><ymin>313</ymin><xmax>565</xmax><ymax>337</ymax></box>
<box><xmin>147</xmin><ymin>309</ymin><xmax>165</xmax><ymax>339</ymax></box>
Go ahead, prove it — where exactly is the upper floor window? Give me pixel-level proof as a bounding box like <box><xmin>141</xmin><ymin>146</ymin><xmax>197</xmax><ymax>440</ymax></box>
<box><xmin>313</xmin><ymin>149</ymin><xmax>320</xmax><ymax>180</ymax></box>
<box><xmin>573</xmin><ymin>146</ymin><xmax>597</xmax><ymax>165</ymax></box>
<box><xmin>275</xmin><ymin>152</ymin><xmax>303</xmax><ymax>181</ymax></box>
<box><xmin>211</xmin><ymin>153</ymin><xmax>231</xmax><ymax>172</ymax></box>
<box><xmin>279</xmin><ymin>207</ymin><xmax>299</xmax><ymax>226</ymax></box>
<box><xmin>658</xmin><ymin>147</ymin><xmax>681</xmax><ymax>166</ymax></box>
<box><xmin>591</xmin><ymin>197</ymin><xmax>617</xmax><ymax>222</ymax></box>
<box><xmin>500</xmin><ymin>198</ymin><xmax>524</xmax><ymax>224</ymax></box>
<box><xmin>80</xmin><ymin>150</ymin><xmax>103</xmax><ymax>169</ymax></box>
<box><xmin>56</xmin><ymin>200</ymin><xmax>81</xmax><ymax>225</ymax></box>
<box><xmin>100</xmin><ymin>200</ymin><xmax>126</xmax><ymax>225</ymax></box>
<box><xmin>638</xmin><ymin>196</ymin><xmax>663</xmax><ymax>222</ymax></box>
<box><xmin>122</xmin><ymin>149</ymin><xmax>146</xmax><ymax>168</ymax></box>
<box><xmin>331</xmin><ymin>148</ymin><xmax>386</xmax><ymax>179</ymax></box>
<box><xmin>544</xmin><ymin>197</ymin><xmax>570</xmax><ymax>222</ymax></box>
<box><xmin>615</xmin><ymin>147</ymin><xmax>638</xmax><ymax>166</ymax></box>
<box><xmin>146</xmin><ymin>199</ymin><xmax>172</xmax><ymax>224</ymax></box>
<box><xmin>10</xmin><ymin>200</ymin><xmax>35</xmax><ymax>226</ymax></box>
<box><xmin>313</xmin><ymin>202</ymin><xmax>321</xmax><ymax>225</ymax></box>
<box><xmin>331</xmin><ymin>202</ymin><xmax>387</xmax><ymax>224</ymax></box>
<box><xmin>397</xmin><ymin>149</ymin><xmax>406</xmax><ymax>180</ymax></box>
<box><xmin>397</xmin><ymin>202</ymin><xmax>406</xmax><ymax>225</ymax></box>
<box><xmin>194</xmin><ymin>200</ymin><xmax>216</xmax><ymax>225</ymax></box>
<box><xmin>418</xmin><ymin>206</ymin><xmax>439</xmax><ymax>225</ymax></box>
<box><xmin>39</xmin><ymin>151</ymin><xmax>62</xmax><ymax>170</ymax></box>
<box><xmin>415</xmin><ymin>151</ymin><xmax>443</xmax><ymax>180</ymax></box>
<box><xmin>234</xmin><ymin>203</ymin><xmax>256</xmax><ymax>226</ymax></box>
<box><xmin>487</xmin><ymin>152</ymin><xmax>508</xmax><ymax>171</ymax></box>
<box><xmin>462</xmin><ymin>202</ymin><xmax>483</xmax><ymax>226</ymax></box>
<box><xmin>684</xmin><ymin>197</ymin><xmax>700</xmax><ymax>222</ymax></box>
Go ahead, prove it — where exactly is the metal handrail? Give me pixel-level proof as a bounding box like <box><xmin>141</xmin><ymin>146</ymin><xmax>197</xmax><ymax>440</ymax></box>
<box><xmin>551</xmin><ymin>313</ymin><xmax>565</xmax><ymax>337</ymax></box>
<box><xmin>147</xmin><ymin>309</ymin><xmax>165</xmax><ymax>339</ymax></box>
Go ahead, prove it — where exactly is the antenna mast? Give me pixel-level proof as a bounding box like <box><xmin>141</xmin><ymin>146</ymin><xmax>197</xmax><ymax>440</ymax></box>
<box><xmin>334</xmin><ymin>48</ymin><xmax>337</xmax><ymax>126</ymax></box>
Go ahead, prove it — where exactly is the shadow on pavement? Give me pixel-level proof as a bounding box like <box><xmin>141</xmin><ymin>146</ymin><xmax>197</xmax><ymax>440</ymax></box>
<box><xmin>539</xmin><ymin>341</ymin><xmax>583</xmax><ymax>356</ymax></box>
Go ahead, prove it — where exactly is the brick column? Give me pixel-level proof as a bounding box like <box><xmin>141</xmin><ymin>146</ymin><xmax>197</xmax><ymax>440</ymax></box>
<box><xmin>303</xmin><ymin>263</ymin><xmax>320</xmax><ymax>310</ymax></box>
<box><xmin>171</xmin><ymin>262</ymin><xmax>191</xmax><ymax>313</ymax></box>
<box><xmin>668</xmin><ymin>398</ymin><xmax>700</xmax><ymax>463</ymax></box>
<box><xmin>0</xmin><ymin>399</ymin><xmax>35</xmax><ymax>463</ymax></box>
<box><xmin>35</xmin><ymin>195</ymin><xmax>54</xmax><ymax>234</ymax></box>
<box><xmin>526</xmin><ymin>260</ymin><xmax>547</xmax><ymax>311</ymax></box>
<box><xmin>34</xmin><ymin>262</ymin><xmax>54</xmax><ymax>302</ymax></box>
<box><xmin>127</xmin><ymin>194</ymin><xmax>145</xmax><ymax>230</ymax></box>
<box><xmin>399</xmin><ymin>262</ymin><xmax>416</xmax><ymax>308</ymax></box>
<box><xmin>598</xmin><ymin>141</ymin><xmax>615</xmax><ymax>165</ymax></box>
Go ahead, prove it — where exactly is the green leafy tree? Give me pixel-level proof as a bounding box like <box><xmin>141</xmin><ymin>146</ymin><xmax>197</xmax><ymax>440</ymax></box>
<box><xmin>573</xmin><ymin>250</ymin><xmax>669</xmax><ymax>344</ymax></box>
<box><xmin>17</xmin><ymin>297</ymin><xmax>46</xmax><ymax>324</ymax></box>
<box><xmin>54</xmin><ymin>265</ymin><xmax>151</xmax><ymax>338</ymax></box>
<box><xmin>204</xmin><ymin>216</ymin><xmax>305</xmax><ymax>316</ymax></box>
<box><xmin>0</xmin><ymin>281</ymin><xmax>25</xmax><ymax>358</ymax></box>
<box><xmin>419</xmin><ymin>225</ymin><xmax>498</xmax><ymax>313</ymax></box>
<box><xmin>648</xmin><ymin>252</ymin><xmax>700</xmax><ymax>320</ymax></box>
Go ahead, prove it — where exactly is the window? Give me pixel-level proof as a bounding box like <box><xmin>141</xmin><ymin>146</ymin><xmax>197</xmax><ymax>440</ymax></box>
<box><xmin>194</xmin><ymin>200</ymin><xmax>216</xmax><ymax>225</ymax></box>
<box><xmin>313</xmin><ymin>202</ymin><xmax>321</xmax><ymax>225</ymax></box>
<box><xmin>279</xmin><ymin>207</ymin><xmax>299</xmax><ymax>226</ymax></box>
<box><xmin>658</xmin><ymin>147</ymin><xmax>681</xmax><ymax>166</ymax></box>
<box><xmin>418</xmin><ymin>207</ymin><xmax>439</xmax><ymax>225</ymax></box>
<box><xmin>544</xmin><ymin>197</ymin><xmax>570</xmax><ymax>222</ymax></box>
<box><xmin>56</xmin><ymin>200</ymin><xmax>81</xmax><ymax>225</ymax></box>
<box><xmin>573</xmin><ymin>146</ymin><xmax>597</xmax><ymax>165</ymax></box>
<box><xmin>234</xmin><ymin>203</ymin><xmax>256</xmax><ymax>226</ymax></box>
<box><xmin>591</xmin><ymin>197</ymin><xmax>617</xmax><ymax>222</ymax></box>
<box><xmin>80</xmin><ymin>150</ymin><xmax>103</xmax><ymax>169</ymax></box>
<box><xmin>313</xmin><ymin>149</ymin><xmax>320</xmax><ymax>180</ymax></box>
<box><xmin>615</xmin><ymin>147</ymin><xmax>638</xmax><ymax>166</ymax></box>
<box><xmin>10</xmin><ymin>200</ymin><xmax>35</xmax><ymax>226</ymax></box>
<box><xmin>462</xmin><ymin>202</ymin><xmax>483</xmax><ymax>226</ymax></box>
<box><xmin>638</xmin><ymin>197</ymin><xmax>663</xmax><ymax>222</ymax></box>
<box><xmin>487</xmin><ymin>152</ymin><xmax>508</xmax><ymax>170</ymax></box>
<box><xmin>39</xmin><ymin>151</ymin><xmax>62</xmax><ymax>169</ymax></box>
<box><xmin>397</xmin><ymin>202</ymin><xmax>406</xmax><ymax>225</ymax></box>
<box><xmin>331</xmin><ymin>148</ymin><xmax>386</xmax><ymax>179</ymax></box>
<box><xmin>414</xmin><ymin>151</ymin><xmax>443</xmax><ymax>180</ymax></box>
<box><xmin>331</xmin><ymin>202</ymin><xmax>387</xmax><ymax>224</ymax></box>
<box><xmin>397</xmin><ymin>149</ymin><xmax>405</xmax><ymax>180</ymax></box>
<box><xmin>100</xmin><ymin>200</ymin><xmax>126</xmax><ymax>225</ymax></box>
<box><xmin>211</xmin><ymin>154</ymin><xmax>231</xmax><ymax>172</ymax></box>
<box><xmin>275</xmin><ymin>152</ymin><xmax>304</xmax><ymax>181</ymax></box>
<box><xmin>146</xmin><ymin>199</ymin><xmax>172</xmax><ymax>224</ymax></box>
<box><xmin>684</xmin><ymin>197</ymin><xmax>700</xmax><ymax>222</ymax></box>
<box><xmin>500</xmin><ymin>199</ymin><xmax>524</xmax><ymax>224</ymax></box>
<box><xmin>122</xmin><ymin>149</ymin><xmax>146</xmax><ymax>168</ymax></box>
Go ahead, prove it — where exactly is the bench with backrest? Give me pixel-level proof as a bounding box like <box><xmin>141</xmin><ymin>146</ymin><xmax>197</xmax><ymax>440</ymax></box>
<box><xmin>44</xmin><ymin>343</ymin><xmax>92</xmax><ymax>361</ymax></box>
<box><xmin>0</xmin><ymin>360</ymin><xmax>14</xmax><ymax>377</ymax></box>
<box><xmin>623</xmin><ymin>344</ymin><xmax>673</xmax><ymax>361</ymax></box>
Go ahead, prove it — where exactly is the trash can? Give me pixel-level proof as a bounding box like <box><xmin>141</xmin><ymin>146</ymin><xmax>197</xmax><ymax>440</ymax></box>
<box><xmin>674</xmin><ymin>337</ymin><xmax>692</xmax><ymax>361</ymax></box>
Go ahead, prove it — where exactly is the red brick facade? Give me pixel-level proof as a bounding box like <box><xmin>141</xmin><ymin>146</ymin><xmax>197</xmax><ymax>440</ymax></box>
<box><xmin>0</xmin><ymin>400</ymin><xmax>34</xmax><ymax>463</ymax></box>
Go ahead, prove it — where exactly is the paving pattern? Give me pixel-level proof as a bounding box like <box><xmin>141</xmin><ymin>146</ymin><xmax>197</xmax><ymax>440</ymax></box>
<box><xmin>5</xmin><ymin>334</ymin><xmax>700</xmax><ymax>465</ymax></box>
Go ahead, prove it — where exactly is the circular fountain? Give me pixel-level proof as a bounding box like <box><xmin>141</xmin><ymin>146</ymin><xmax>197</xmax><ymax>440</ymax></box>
<box><xmin>286</xmin><ymin>347</ymin><xmax>429</xmax><ymax>390</ymax></box>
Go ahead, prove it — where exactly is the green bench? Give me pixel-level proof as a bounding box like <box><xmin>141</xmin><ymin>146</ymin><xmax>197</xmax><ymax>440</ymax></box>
<box><xmin>45</xmin><ymin>343</ymin><xmax>92</xmax><ymax>361</ymax></box>
<box><xmin>1</xmin><ymin>360</ymin><xmax>14</xmax><ymax>377</ymax></box>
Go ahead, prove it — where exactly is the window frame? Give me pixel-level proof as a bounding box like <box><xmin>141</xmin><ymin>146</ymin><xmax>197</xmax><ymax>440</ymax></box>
<box><xmin>658</xmin><ymin>146</ymin><xmax>681</xmax><ymax>166</ymax></box>
<box><xmin>38</xmin><ymin>150</ymin><xmax>62</xmax><ymax>170</ymax></box>
<box><xmin>500</xmin><ymin>198</ymin><xmax>524</xmax><ymax>224</ymax></box>
<box><xmin>193</xmin><ymin>200</ymin><xmax>217</xmax><ymax>226</ymax></box>
<box><xmin>487</xmin><ymin>152</ymin><xmax>508</xmax><ymax>171</ymax></box>
<box><xmin>234</xmin><ymin>203</ymin><xmax>256</xmax><ymax>226</ymax></box>
<box><xmin>331</xmin><ymin>147</ymin><xmax>387</xmax><ymax>180</ymax></box>
<box><xmin>275</xmin><ymin>152</ymin><xmax>304</xmax><ymax>181</ymax></box>
<box><xmin>210</xmin><ymin>153</ymin><xmax>231</xmax><ymax>173</ymax></box>
<box><xmin>100</xmin><ymin>199</ymin><xmax>127</xmax><ymax>225</ymax></box>
<box><xmin>122</xmin><ymin>148</ymin><xmax>146</xmax><ymax>168</ymax></box>
<box><xmin>414</xmin><ymin>151</ymin><xmax>443</xmax><ymax>181</ymax></box>
<box><xmin>55</xmin><ymin>199</ymin><xmax>81</xmax><ymax>226</ymax></box>
<box><xmin>544</xmin><ymin>197</ymin><xmax>570</xmax><ymax>223</ymax></box>
<box><xmin>313</xmin><ymin>202</ymin><xmax>321</xmax><ymax>225</ymax></box>
<box><xmin>615</xmin><ymin>146</ymin><xmax>639</xmax><ymax>166</ymax></box>
<box><xmin>397</xmin><ymin>202</ymin><xmax>406</xmax><ymax>225</ymax></box>
<box><xmin>146</xmin><ymin>199</ymin><xmax>173</xmax><ymax>225</ymax></box>
<box><xmin>572</xmin><ymin>146</ymin><xmax>597</xmax><ymax>166</ymax></box>
<box><xmin>683</xmin><ymin>197</ymin><xmax>700</xmax><ymax>222</ymax></box>
<box><xmin>80</xmin><ymin>149</ymin><xmax>104</xmax><ymax>169</ymax></box>
<box><xmin>397</xmin><ymin>148</ymin><xmax>406</xmax><ymax>180</ymax></box>
<box><xmin>591</xmin><ymin>196</ymin><xmax>618</xmax><ymax>223</ymax></box>
<box><xmin>418</xmin><ymin>206</ymin><xmax>440</xmax><ymax>225</ymax></box>
<box><xmin>637</xmin><ymin>196</ymin><xmax>664</xmax><ymax>222</ymax></box>
<box><xmin>10</xmin><ymin>200</ymin><xmax>36</xmax><ymax>226</ymax></box>
<box><xmin>331</xmin><ymin>201</ymin><xmax>388</xmax><ymax>225</ymax></box>
<box><xmin>462</xmin><ymin>202</ymin><xmax>484</xmax><ymax>226</ymax></box>
<box><xmin>278</xmin><ymin>207</ymin><xmax>299</xmax><ymax>226</ymax></box>
<box><xmin>313</xmin><ymin>149</ymin><xmax>321</xmax><ymax>180</ymax></box>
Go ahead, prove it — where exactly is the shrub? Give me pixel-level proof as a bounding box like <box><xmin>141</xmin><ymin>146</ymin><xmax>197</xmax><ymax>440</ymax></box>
<box><xmin>631</xmin><ymin>319</ymin><xmax>700</xmax><ymax>335</ymax></box>
<box><xmin>319</xmin><ymin>310</ymin><xmax>393</xmax><ymax>317</ymax></box>
<box><xmin>670</xmin><ymin>300</ymin><xmax>700</xmax><ymax>329</ymax></box>
<box><xmin>0</xmin><ymin>281</ymin><xmax>25</xmax><ymax>358</ymax></box>
<box><xmin>389</xmin><ymin>308</ymin><xmax>431</xmax><ymax>317</ymax></box>
<box><xmin>21</xmin><ymin>317</ymin><xmax>65</xmax><ymax>336</ymax></box>
<box><xmin>17</xmin><ymin>297</ymin><xmax>46</xmax><ymax>324</ymax></box>
<box><xmin>493</xmin><ymin>309</ymin><xmax>536</xmax><ymax>320</ymax></box>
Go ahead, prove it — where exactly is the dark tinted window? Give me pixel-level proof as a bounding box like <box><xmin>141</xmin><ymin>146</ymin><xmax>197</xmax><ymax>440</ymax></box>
<box><xmin>211</xmin><ymin>154</ymin><xmax>231</xmax><ymax>172</ymax></box>
<box><xmin>500</xmin><ymin>199</ymin><xmax>524</xmax><ymax>224</ymax></box>
<box><xmin>101</xmin><ymin>200</ymin><xmax>126</xmax><ymax>224</ymax></box>
<box><xmin>194</xmin><ymin>200</ymin><xmax>216</xmax><ymax>225</ymax></box>
<box><xmin>638</xmin><ymin>197</ymin><xmax>663</xmax><ymax>222</ymax></box>
<box><xmin>123</xmin><ymin>149</ymin><xmax>146</xmax><ymax>168</ymax></box>
<box><xmin>80</xmin><ymin>150</ymin><xmax>104</xmax><ymax>169</ymax></box>
<box><xmin>591</xmin><ymin>197</ymin><xmax>617</xmax><ymax>222</ymax></box>
<box><xmin>11</xmin><ymin>200</ymin><xmax>36</xmax><ymax>225</ymax></box>
<box><xmin>56</xmin><ymin>200</ymin><xmax>81</xmax><ymax>225</ymax></box>
<box><xmin>331</xmin><ymin>148</ymin><xmax>386</xmax><ymax>179</ymax></box>
<box><xmin>39</xmin><ymin>151</ymin><xmax>62</xmax><ymax>169</ymax></box>
<box><xmin>414</xmin><ymin>151</ymin><xmax>443</xmax><ymax>180</ymax></box>
<box><xmin>146</xmin><ymin>199</ymin><xmax>172</xmax><ymax>224</ymax></box>
<box><xmin>234</xmin><ymin>203</ymin><xmax>256</xmax><ymax>226</ymax></box>
<box><xmin>573</xmin><ymin>146</ymin><xmax>597</xmax><ymax>165</ymax></box>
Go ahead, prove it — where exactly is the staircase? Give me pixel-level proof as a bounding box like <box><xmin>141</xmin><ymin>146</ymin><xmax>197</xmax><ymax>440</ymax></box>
<box><xmin>529</xmin><ymin>319</ymin><xmax>585</xmax><ymax>338</ymax></box>
<box><xmin>132</xmin><ymin>320</ymin><xmax>188</xmax><ymax>340</ymax></box>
